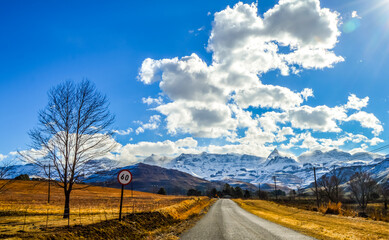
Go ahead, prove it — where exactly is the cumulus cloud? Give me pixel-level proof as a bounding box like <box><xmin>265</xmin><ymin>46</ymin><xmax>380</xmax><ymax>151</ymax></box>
<box><xmin>113</xmin><ymin>128</ymin><xmax>133</xmax><ymax>136</ymax></box>
<box><xmin>142</xmin><ymin>96</ymin><xmax>163</xmax><ymax>105</ymax></box>
<box><xmin>157</xmin><ymin>101</ymin><xmax>236</xmax><ymax>138</ymax></box>
<box><xmin>351</xmin><ymin>11</ymin><xmax>361</xmax><ymax>19</ymax></box>
<box><xmin>288</xmin><ymin>105</ymin><xmax>347</xmax><ymax>132</ymax></box>
<box><xmin>345</xmin><ymin>94</ymin><xmax>369</xmax><ymax>110</ymax></box>
<box><xmin>234</xmin><ymin>83</ymin><xmax>307</xmax><ymax>110</ymax></box>
<box><xmin>135</xmin><ymin>115</ymin><xmax>161</xmax><ymax>135</ymax></box>
<box><xmin>347</xmin><ymin>111</ymin><xmax>383</xmax><ymax>136</ymax></box>
<box><xmin>116</xmin><ymin>137</ymin><xmax>200</xmax><ymax>163</ymax></box>
<box><xmin>0</xmin><ymin>154</ymin><xmax>7</xmax><ymax>161</ymax></box>
<box><xmin>135</xmin><ymin>1</ymin><xmax>383</xmax><ymax>157</ymax></box>
<box><xmin>137</xmin><ymin>1</ymin><xmax>346</xmax><ymax>140</ymax></box>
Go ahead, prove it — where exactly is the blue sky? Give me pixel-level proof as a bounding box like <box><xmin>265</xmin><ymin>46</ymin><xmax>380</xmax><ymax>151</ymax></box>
<box><xmin>0</xmin><ymin>0</ymin><xmax>388</xmax><ymax>163</ymax></box>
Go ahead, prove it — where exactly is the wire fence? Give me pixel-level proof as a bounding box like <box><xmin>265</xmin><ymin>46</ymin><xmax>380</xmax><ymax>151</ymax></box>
<box><xmin>0</xmin><ymin>197</ymin><xmax>188</xmax><ymax>236</ymax></box>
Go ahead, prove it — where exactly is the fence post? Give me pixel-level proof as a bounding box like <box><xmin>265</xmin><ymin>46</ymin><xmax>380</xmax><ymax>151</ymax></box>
<box><xmin>23</xmin><ymin>208</ymin><xmax>27</xmax><ymax>231</ymax></box>
<box><xmin>79</xmin><ymin>207</ymin><xmax>82</xmax><ymax>226</ymax></box>
<box><xmin>46</xmin><ymin>208</ymin><xmax>49</xmax><ymax>229</ymax></box>
<box><xmin>90</xmin><ymin>208</ymin><xmax>94</xmax><ymax>224</ymax></box>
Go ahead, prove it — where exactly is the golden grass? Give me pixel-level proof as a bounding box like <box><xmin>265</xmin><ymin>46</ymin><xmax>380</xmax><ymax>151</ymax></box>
<box><xmin>159</xmin><ymin>197</ymin><xmax>214</xmax><ymax>220</ymax></box>
<box><xmin>0</xmin><ymin>180</ymin><xmax>193</xmax><ymax>238</ymax></box>
<box><xmin>234</xmin><ymin>199</ymin><xmax>389</xmax><ymax>240</ymax></box>
<box><xmin>45</xmin><ymin>197</ymin><xmax>215</xmax><ymax>240</ymax></box>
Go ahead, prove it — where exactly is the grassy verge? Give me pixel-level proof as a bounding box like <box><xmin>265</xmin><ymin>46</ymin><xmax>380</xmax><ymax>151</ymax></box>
<box><xmin>0</xmin><ymin>180</ymin><xmax>191</xmax><ymax>237</ymax></box>
<box><xmin>234</xmin><ymin>199</ymin><xmax>389</xmax><ymax>240</ymax></box>
<box><xmin>8</xmin><ymin>197</ymin><xmax>215</xmax><ymax>240</ymax></box>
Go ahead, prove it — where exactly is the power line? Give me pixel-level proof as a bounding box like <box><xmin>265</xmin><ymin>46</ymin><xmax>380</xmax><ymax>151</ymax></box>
<box><xmin>369</xmin><ymin>143</ymin><xmax>389</xmax><ymax>153</ymax></box>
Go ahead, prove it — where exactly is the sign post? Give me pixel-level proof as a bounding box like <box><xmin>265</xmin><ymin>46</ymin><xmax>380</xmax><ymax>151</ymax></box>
<box><xmin>117</xmin><ymin>169</ymin><xmax>132</xmax><ymax>221</ymax></box>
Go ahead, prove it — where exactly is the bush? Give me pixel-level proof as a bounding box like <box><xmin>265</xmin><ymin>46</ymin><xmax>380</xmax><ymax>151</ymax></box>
<box><xmin>157</xmin><ymin>187</ymin><xmax>166</xmax><ymax>195</ymax></box>
<box><xmin>187</xmin><ymin>189</ymin><xmax>202</xmax><ymax>196</ymax></box>
<box><xmin>14</xmin><ymin>174</ymin><xmax>30</xmax><ymax>180</ymax></box>
<box><xmin>319</xmin><ymin>201</ymin><xmax>342</xmax><ymax>215</ymax></box>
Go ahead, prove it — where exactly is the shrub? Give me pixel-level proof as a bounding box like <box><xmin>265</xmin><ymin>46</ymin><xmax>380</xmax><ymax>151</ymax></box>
<box><xmin>14</xmin><ymin>174</ymin><xmax>30</xmax><ymax>181</ymax></box>
<box><xmin>319</xmin><ymin>201</ymin><xmax>342</xmax><ymax>215</ymax></box>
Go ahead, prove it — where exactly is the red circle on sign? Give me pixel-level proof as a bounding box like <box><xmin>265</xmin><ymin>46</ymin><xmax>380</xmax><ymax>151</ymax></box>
<box><xmin>117</xmin><ymin>169</ymin><xmax>132</xmax><ymax>185</ymax></box>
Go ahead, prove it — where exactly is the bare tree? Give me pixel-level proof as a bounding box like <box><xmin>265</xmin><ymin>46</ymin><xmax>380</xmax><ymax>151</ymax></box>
<box><xmin>0</xmin><ymin>159</ymin><xmax>14</xmax><ymax>179</ymax></box>
<box><xmin>379</xmin><ymin>181</ymin><xmax>389</xmax><ymax>210</ymax></box>
<box><xmin>0</xmin><ymin>159</ymin><xmax>15</xmax><ymax>193</ymax></box>
<box><xmin>19</xmin><ymin>80</ymin><xmax>115</xmax><ymax>218</ymax></box>
<box><xmin>318</xmin><ymin>167</ymin><xmax>345</xmax><ymax>203</ymax></box>
<box><xmin>349</xmin><ymin>170</ymin><xmax>377</xmax><ymax>214</ymax></box>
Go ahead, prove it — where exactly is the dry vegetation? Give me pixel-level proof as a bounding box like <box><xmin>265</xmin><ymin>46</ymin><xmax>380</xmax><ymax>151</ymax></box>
<box><xmin>234</xmin><ymin>199</ymin><xmax>389</xmax><ymax>240</ymax></box>
<box><xmin>0</xmin><ymin>180</ymin><xmax>213</xmax><ymax>239</ymax></box>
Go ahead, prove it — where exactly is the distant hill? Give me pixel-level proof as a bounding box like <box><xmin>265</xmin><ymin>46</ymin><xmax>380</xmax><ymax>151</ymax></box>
<box><xmin>84</xmin><ymin>163</ymin><xmax>226</xmax><ymax>195</ymax></box>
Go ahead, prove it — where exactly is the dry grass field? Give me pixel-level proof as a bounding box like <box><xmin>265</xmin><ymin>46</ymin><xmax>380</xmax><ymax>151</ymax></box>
<box><xmin>235</xmin><ymin>199</ymin><xmax>389</xmax><ymax>240</ymax></box>
<box><xmin>0</xmin><ymin>180</ymin><xmax>201</xmax><ymax>239</ymax></box>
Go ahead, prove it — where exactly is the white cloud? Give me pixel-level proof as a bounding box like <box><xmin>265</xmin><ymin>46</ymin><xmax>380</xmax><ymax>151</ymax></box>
<box><xmin>135</xmin><ymin>1</ymin><xmax>384</xmax><ymax>156</ymax></box>
<box><xmin>113</xmin><ymin>128</ymin><xmax>133</xmax><ymax>136</ymax></box>
<box><xmin>135</xmin><ymin>115</ymin><xmax>161</xmax><ymax>135</ymax></box>
<box><xmin>142</xmin><ymin>96</ymin><xmax>163</xmax><ymax>105</ymax></box>
<box><xmin>351</xmin><ymin>11</ymin><xmax>361</xmax><ymax>19</ymax></box>
<box><xmin>300</xmin><ymin>88</ymin><xmax>314</xmax><ymax>101</ymax></box>
<box><xmin>288</xmin><ymin>105</ymin><xmax>347</xmax><ymax>132</ymax></box>
<box><xmin>346</xmin><ymin>111</ymin><xmax>383</xmax><ymax>136</ymax></box>
<box><xmin>157</xmin><ymin>101</ymin><xmax>237</xmax><ymax>138</ymax></box>
<box><xmin>345</xmin><ymin>94</ymin><xmax>369</xmax><ymax>110</ymax></box>
<box><xmin>283</xmin><ymin>48</ymin><xmax>344</xmax><ymax>69</ymax></box>
<box><xmin>116</xmin><ymin>137</ymin><xmax>200</xmax><ymax>163</ymax></box>
<box><xmin>234</xmin><ymin>83</ymin><xmax>306</xmax><ymax>110</ymax></box>
<box><xmin>0</xmin><ymin>154</ymin><xmax>7</xmax><ymax>161</ymax></box>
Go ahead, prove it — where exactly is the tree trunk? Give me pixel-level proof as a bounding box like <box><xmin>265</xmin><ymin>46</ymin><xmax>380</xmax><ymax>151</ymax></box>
<box><xmin>63</xmin><ymin>190</ymin><xmax>70</xmax><ymax>218</ymax></box>
<box><xmin>385</xmin><ymin>200</ymin><xmax>388</xmax><ymax>210</ymax></box>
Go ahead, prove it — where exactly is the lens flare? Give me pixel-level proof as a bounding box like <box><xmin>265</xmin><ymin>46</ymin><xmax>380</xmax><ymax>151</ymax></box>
<box><xmin>343</xmin><ymin>18</ymin><xmax>361</xmax><ymax>33</ymax></box>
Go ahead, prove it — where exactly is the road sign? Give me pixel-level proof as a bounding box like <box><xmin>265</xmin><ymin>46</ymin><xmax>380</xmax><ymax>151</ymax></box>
<box><xmin>117</xmin><ymin>169</ymin><xmax>132</xmax><ymax>185</ymax></box>
<box><xmin>117</xmin><ymin>169</ymin><xmax>133</xmax><ymax>221</ymax></box>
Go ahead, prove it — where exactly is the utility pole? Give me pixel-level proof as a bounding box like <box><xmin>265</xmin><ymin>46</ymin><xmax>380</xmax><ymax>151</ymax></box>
<box><xmin>313</xmin><ymin>167</ymin><xmax>320</xmax><ymax>209</ymax></box>
<box><xmin>273</xmin><ymin>176</ymin><xmax>278</xmax><ymax>200</ymax></box>
<box><xmin>48</xmin><ymin>164</ymin><xmax>51</xmax><ymax>204</ymax></box>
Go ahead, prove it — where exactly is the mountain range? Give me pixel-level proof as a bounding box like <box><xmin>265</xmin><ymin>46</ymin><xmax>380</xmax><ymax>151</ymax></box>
<box><xmin>2</xmin><ymin>149</ymin><xmax>388</xmax><ymax>193</ymax></box>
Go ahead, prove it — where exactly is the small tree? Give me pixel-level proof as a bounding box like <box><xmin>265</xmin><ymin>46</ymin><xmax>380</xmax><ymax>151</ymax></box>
<box><xmin>158</xmin><ymin>187</ymin><xmax>167</xmax><ymax>195</ymax></box>
<box><xmin>289</xmin><ymin>190</ymin><xmax>296</xmax><ymax>200</ymax></box>
<box><xmin>0</xmin><ymin>159</ymin><xmax>15</xmax><ymax>193</ymax></box>
<box><xmin>380</xmin><ymin>181</ymin><xmax>389</xmax><ymax>210</ymax></box>
<box><xmin>19</xmin><ymin>80</ymin><xmax>115</xmax><ymax>218</ymax></box>
<box><xmin>14</xmin><ymin>174</ymin><xmax>30</xmax><ymax>180</ymax></box>
<box><xmin>349</xmin><ymin>171</ymin><xmax>377</xmax><ymax>214</ymax></box>
<box><xmin>222</xmin><ymin>183</ymin><xmax>233</xmax><ymax>196</ymax></box>
<box><xmin>187</xmin><ymin>188</ymin><xmax>201</xmax><ymax>196</ymax></box>
<box><xmin>244</xmin><ymin>189</ymin><xmax>251</xmax><ymax>199</ymax></box>
<box><xmin>234</xmin><ymin>187</ymin><xmax>244</xmax><ymax>198</ymax></box>
<box><xmin>318</xmin><ymin>167</ymin><xmax>345</xmax><ymax>203</ymax></box>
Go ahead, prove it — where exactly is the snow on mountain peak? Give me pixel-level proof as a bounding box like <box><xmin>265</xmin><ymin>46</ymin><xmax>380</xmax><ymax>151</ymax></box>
<box><xmin>267</xmin><ymin>148</ymin><xmax>280</xmax><ymax>160</ymax></box>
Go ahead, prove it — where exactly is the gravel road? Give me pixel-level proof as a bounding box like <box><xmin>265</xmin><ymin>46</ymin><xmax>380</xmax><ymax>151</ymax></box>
<box><xmin>180</xmin><ymin>199</ymin><xmax>315</xmax><ymax>240</ymax></box>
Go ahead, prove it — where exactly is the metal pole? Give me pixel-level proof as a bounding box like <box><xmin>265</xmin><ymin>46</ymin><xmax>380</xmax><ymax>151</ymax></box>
<box><xmin>273</xmin><ymin>176</ymin><xmax>277</xmax><ymax>200</ymax></box>
<box><xmin>48</xmin><ymin>164</ymin><xmax>51</xmax><ymax>204</ymax></box>
<box><xmin>119</xmin><ymin>184</ymin><xmax>124</xmax><ymax>221</ymax></box>
<box><xmin>314</xmin><ymin>167</ymin><xmax>320</xmax><ymax>209</ymax></box>
<box><xmin>131</xmin><ymin>182</ymin><xmax>134</xmax><ymax>214</ymax></box>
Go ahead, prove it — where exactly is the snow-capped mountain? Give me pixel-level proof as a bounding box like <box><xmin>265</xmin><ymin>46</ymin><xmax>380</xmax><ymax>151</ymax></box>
<box><xmin>142</xmin><ymin>154</ymin><xmax>172</xmax><ymax>166</ymax></box>
<box><xmin>3</xmin><ymin>149</ymin><xmax>387</xmax><ymax>192</ymax></box>
<box><xmin>164</xmin><ymin>149</ymin><xmax>386</xmax><ymax>189</ymax></box>
<box><xmin>264</xmin><ymin>149</ymin><xmax>299</xmax><ymax>170</ymax></box>
<box><xmin>166</xmin><ymin>152</ymin><xmax>264</xmax><ymax>182</ymax></box>
<box><xmin>4</xmin><ymin>158</ymin><xmax>123</xmax><ymax>179</ymax></box>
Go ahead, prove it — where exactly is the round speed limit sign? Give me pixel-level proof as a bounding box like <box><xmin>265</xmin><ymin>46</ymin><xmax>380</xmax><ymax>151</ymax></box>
<box><xmin>117</xmin><ymin>169</ymin><xmax>132</xmax><ymax>185</ymax></box>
